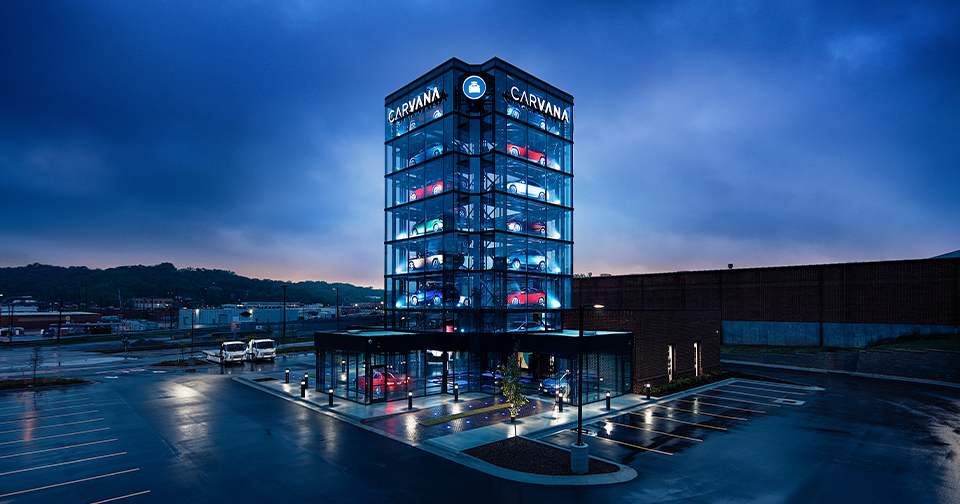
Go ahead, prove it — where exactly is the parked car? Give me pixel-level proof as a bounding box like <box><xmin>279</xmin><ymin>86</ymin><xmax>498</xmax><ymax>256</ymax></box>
<box><xmin>508</xmin><ymin>321</ymin><xmax>548</xmax><ymax>332</ymax></box>
<box><xmin>408</xmin><ymin>142</ymin><xmax>444</xmax><ymax>167</ymax></box>
<box><xmin>539</xmin><ymin>371</ymin><xmax>600</xmax><ymax>397</ymax></box>
<box><xmin>411</xmin><ymin>216</ymin><xmax>443</xmax><ymax>236</ymax></box>
<box><xmin>507</xmin><ymin>249</ymin><xmax>546</xmax><ymax>271</ymax></box>
<box><xmin>410</xmin><ymin>179</ymin><xmax>444</xmax><ymax>201</ymax></box>
<box><xmin>410</xmin><ymin>283</ymin><xmax>461</xmax><ymax>306</ymax></box>
<box><xmin>408</xmin><ymin>250</ymin><xmax>444</xmax><ymax>271</ymax></box>
<box><xmin>507</xmin><ymin>286</ymin><xmax>546</xmax><ymax>306</ymax></box>
<box><xmin>506</xmin><ymin>104</ymin><xmax>546</xmax><ymax>129</ymax></box>
<box><xmin>355</xmin><ymin>369</ymin><xmax>409</xmax><ymax>390</ymax></box>
<box><xmin>506</xmin><ymin>179</ymin><xmax>546</xmax><ymax>200</ymax></box>
<box><xmin>506</xmin><ymin>218</ymin><xmax>546</xmax><ymax>235</ymax></box>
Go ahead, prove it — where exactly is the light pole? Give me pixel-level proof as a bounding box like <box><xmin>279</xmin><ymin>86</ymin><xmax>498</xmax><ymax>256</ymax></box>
<box><xmin>191</xmin><ymin>308</ymin><xmax>198</xmax><ymax>358</ymax></box>
<box><xmin>281</xmin><ymin>285</ymin><xmax>287</xmax><ymax>346</ymax></box>
<box><xmin>333</xmin><ymin>287</ymin><xmax>340</xmax><ymax>331</ymax></box>
<box><xmin>573</xmin><ymin>303</ymin><xmax>603</xmax><ymax>474</ymax></box>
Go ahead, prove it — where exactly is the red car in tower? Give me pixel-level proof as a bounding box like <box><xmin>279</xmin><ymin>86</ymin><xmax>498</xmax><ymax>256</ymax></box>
<box><xmin>507</xmin><ymin>286</ymin><xmax>546</xmax><ymax>306</ymax></box>
<box><xmin>410</xmin><ymin>179</ymin><xmax>445</xmax><ymax>201</ymax></box>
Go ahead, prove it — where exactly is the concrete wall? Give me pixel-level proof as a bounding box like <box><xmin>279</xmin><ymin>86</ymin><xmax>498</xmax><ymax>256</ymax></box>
<box><xmin>723</xmin><ymin>349</ymin><xmax>960</xmax><ymax>384</ymax></box>
<box><xmin>722</xmin><ymin>321</ymin><xmax>959</xmax><ymax>348</ymax></box>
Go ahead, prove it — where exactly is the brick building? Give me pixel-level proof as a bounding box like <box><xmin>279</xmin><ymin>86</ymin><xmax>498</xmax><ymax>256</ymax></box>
<box><xmin>573</xmin><ymin>254</ymin><xmax>960</xmax><ymax>348</ymax></box>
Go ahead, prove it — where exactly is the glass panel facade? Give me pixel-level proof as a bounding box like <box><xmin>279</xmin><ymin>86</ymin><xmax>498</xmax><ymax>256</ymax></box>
<box><xmin>318</xmin><ymin>58</ymin><xmax>627</xmax><ymax>406</ymax></box>
<box><xmin>385</xmin><ymin>59</ymin><xmax>573</xmax><ymax>333</ymax></box>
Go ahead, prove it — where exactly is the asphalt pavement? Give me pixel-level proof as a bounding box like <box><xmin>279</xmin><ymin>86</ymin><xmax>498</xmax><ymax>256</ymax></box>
<box><xmin>0</xmin><ymin>343</ymin><xmax>958</xmax><ymax>503</ymax></box>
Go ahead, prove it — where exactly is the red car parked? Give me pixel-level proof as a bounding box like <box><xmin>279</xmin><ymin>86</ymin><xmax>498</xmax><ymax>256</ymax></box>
<box><xmin>507</xmin><ymin>287</ymin><xmax>546</xmax><ymax>306</ymax></box>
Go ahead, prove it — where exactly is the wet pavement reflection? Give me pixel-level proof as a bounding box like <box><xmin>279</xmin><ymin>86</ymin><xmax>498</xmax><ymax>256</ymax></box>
<box><xmin>365</xmin><ymin>395</ymin><xmax>551</xmax><ymax>444</ymax></box>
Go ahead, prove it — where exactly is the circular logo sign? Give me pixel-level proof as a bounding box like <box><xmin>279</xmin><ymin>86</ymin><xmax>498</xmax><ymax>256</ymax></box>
<box><xmin>462</xmin><ymin>75</ymin><xmax>486</xmax><ymax>100</ymax></box>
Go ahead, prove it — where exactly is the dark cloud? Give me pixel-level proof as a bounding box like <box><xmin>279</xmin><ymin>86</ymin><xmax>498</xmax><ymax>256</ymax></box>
<box><xmin>1</xmin><ymin>0</ymin><xmax>957</xmax><ymax>285</ymax></box>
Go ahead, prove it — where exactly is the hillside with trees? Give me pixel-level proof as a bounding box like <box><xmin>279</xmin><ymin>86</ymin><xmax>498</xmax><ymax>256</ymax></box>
<box><xmin>0</xmin><ymin>263</ymin><xmax>382</xmax><ymax>308</ymax></box>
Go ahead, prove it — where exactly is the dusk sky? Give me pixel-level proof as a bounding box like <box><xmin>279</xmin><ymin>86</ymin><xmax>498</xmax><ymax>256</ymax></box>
<box><xmin>2</xmin><ymin>1</ymin><xmax>958</xmax><ymax>288</ymax></box>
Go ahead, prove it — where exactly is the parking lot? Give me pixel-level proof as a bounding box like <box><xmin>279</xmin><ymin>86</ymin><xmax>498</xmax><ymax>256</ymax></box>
<box><xmin>541</xmin><ymin>380</ymin><xmax>819</xmax><ymax>464</ymax></box>
<box><xmin>0</xmin><ymin>387</ymin><xmax>148</xmax><ymax>503</ymax></box>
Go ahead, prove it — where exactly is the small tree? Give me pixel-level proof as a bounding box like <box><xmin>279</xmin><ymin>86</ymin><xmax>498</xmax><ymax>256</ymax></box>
<box><xmin>29</xmin><ymin>346</ymin><xmax>44</xmax><ymax>384</ymax></box>
<box><xmin>498</xmin><ymin>340</ymin><xmax>528</xmax><ymax>438</ymax></box>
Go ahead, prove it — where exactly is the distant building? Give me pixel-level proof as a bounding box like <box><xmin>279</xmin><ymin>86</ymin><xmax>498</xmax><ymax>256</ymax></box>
<box><xmin>130</xmin><ymin>297</ymin><xmax>174</xmax><ymax>310</ymax></box>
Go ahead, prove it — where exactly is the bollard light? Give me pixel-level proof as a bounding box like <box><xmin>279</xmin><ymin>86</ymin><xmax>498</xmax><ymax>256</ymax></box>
<box><xmin>646</xmin><ymin>383</ymin><xmax>651</xmax><ymax>400</ymax></box>
<box><xmin>328</xmin><ymin>388</ymin><xmax>334</xmax><ymax>407</ymax></box>
<box><xmin>558</xmin><ymin>391</ymin><xmax>564</xmax><ymax>412</ymax></box>
<box><xmin>605</xmin><ymin>391</ymin><xmax>611</xmax><ymax>411</ymax></box>
<box><xmin>300</xmin><ymin>380</ymin><xmax>306</xmax><ymax>398</ymax></box>
<box><xmin>453</xmin><ymin>383</ymin><xmax>459</xmax><ymax>403</ymax></box>
<box><xmin>407</xmin><ymin>391</ymin><xmax>413</xmax><ymax>410</ymax></box>
<box><xmin>285</xmin><ymin>368</ymin><xmax>290</xmax><ymax>384</ymax></box>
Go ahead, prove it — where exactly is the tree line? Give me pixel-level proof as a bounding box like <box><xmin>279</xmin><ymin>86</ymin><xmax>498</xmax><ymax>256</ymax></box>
<box><xmin>0</xmin><ymin>263</ymin><xmax>382</xmax><ymax>308</ymax></box>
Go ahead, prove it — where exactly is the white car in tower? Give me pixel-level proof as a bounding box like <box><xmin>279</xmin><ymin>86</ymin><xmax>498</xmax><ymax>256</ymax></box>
<box><xmin>506</xmin><ymin>179</ymin><xmax>546</xmax><ymax>200</ymax></box>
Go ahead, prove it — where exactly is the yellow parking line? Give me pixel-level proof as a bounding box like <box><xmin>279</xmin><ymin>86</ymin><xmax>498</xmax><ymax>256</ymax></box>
<box><xmin>0</xmin><ymin>427</ymin><xmax>111</xmax><ymax>446</ymax></box>
<box><xmin>696</xmin><ymin>393</ymin><xmax>781</xmax><ymax>407</ymax></box>
<box><xmin>636</xmin><ymin>413</ymin><xmax>728</xmax><ymax>431</ymax></box>
<box><xmin>0</xmin><ymin>410</ymin><xmax>99</xmax><ymax>426</ymax></box>
<box><xmin>592</xmin><ymin>435</ymin><xmax>673</xmax><ymax>455</ymax></box>
<box><xmin>0</xmin><ymin>451</ymin><xmax>126</xmax><ymax>477</ymax></box>
<box><xmin>727</xmin><ymin>384</ymin><xmax>807</xmax><ymax>395</ymax></box>
<box><xmin>677</xmin><ymin>399</ymin><xmax>765</xmax><ymax>413</ymax></box>
<box><xmin>0</xmin><ymin>438</ymin><xmax>118</xmax><ymax>459</ymax></box>
<box><xmin>603</xmin><ymin>421</ymin><xmax>703</xmax><ymax>441</ymax></box>
<box><xmin>90</xmin><ymin>490</ymin><xmax>151</xmax><ymax>504</ymax></box>
<box><xmin>0</xmin><ymin>417</ymin><xmax>103</xmax><ymax>434</ymax></box>
<box><xmin>662</xmin><ymin>406</ymin><xmax>747</xmax><ymax>421</ymax></box>
<box><xmin>0</xmin><ymin>468</ymin><xmax>139</xmax><ymax>499</ymax></box>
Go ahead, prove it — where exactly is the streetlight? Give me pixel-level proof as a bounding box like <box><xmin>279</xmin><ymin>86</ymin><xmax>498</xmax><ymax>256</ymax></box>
<box><xmin>281</xmin><ymin>285</ymin><xmax>287</xmax><ymax>347</ymax></box>
<box><xmin>191</xmin><ymin>308</ymin><xmax>198</xmax><ymax>359</ymax></box>
<box><xmin>573</xmin><ymin>303</ymin><xmax>603</xmax><ymax>475</ymax></box>
<box><xmin>333</xmin><ymin>287</ymin><xmax>340</xmax><ymax>331</ymax></box>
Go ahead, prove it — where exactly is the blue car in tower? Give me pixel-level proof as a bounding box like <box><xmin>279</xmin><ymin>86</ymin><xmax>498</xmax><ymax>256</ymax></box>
<box><xmin>408</xmin><ymin>142</ymin><xmax>444</xmax><ymax>167</ymax></box>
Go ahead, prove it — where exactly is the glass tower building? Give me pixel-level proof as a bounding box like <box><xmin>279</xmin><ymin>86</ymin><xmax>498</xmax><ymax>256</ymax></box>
<box><xmin>384</xmin><ymin>58</ymin><xmax>574</xmax><ymax>334</ymax></box>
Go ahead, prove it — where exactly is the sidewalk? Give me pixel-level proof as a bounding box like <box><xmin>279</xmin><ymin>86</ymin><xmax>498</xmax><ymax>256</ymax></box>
<box><xmin>235</xmin><ymin>367</ymin><xmax>644</xmax><ymax>485</ymax></box>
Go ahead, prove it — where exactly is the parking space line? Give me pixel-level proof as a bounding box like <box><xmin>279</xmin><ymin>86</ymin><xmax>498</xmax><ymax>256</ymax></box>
<box><xmin>0</xmin><ymin>397</ymin><xmax>91</xmax><ymax>413</ymax></box>
<box><xmin>0</xmin><ymin>427</ymin><xmax>111</xmax><ymax>446</ymax></box>
<box><xmin>0</xmin><ymin>403</ymin><xmax>96</xmax><ymax>417</ymax></box>
<box><xmin>662</xmin><ymin>406</ymin><xmax>747</xmax><ymax>421</ymax></box>
<box><xmin>711</xmin><ymin>389</ymin><xmax>785</xmax><ymax>400</ymax></box>
<box><xmin>0</xmin><ymin>438</ymin><xmax>118</xmax><ymax>459</ymax></box>
<box><xmin>727</xmin><ymin>384</ymin><xmax>807</xmax><ymax>396</ymax></box>
<box><xmin>590</xmin><ymin>434</ymin><xmax>673</xmax><ymax>455</ymax></box>
<box><xmin>0</xmin><ymin>417</ymin><xmax>104</xmax><ymax>434</ymax></box>
<box><xmin>0</xmin><ymin>468</ymin><xmax>139</xmax><ymax>499</ymax></box>
<box><xmin>603</xmin><ymin>421</ymin><xmax>703</xmax><ymax>442</ymax></box>
<box><xmin>634</xmin><ymin>413</ymin><xmax>728</xmax><ymax>431</ymax></box>
<box><xmin>677</xmin><ymin>399</ymin><xmax>765</xmax><ymax>413</ymax></box>
<box><xmin>0</xmin><ymin>410</ymin><xmax>99</xmax><ymax>426</ymax></box>
<box><xmin>89</xmin><ymin>490</ymin><xmax>151</xmax><ymax>504</ymax></box>
<box><xmin>0</xmin><ymin>451</ymin><xmax>127</xmax><ymax>477</ymax></box>
<box><xmin>696</xmin><ymin>393</ymin><xmax>781</xmax><ymax>407</ymax></box>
